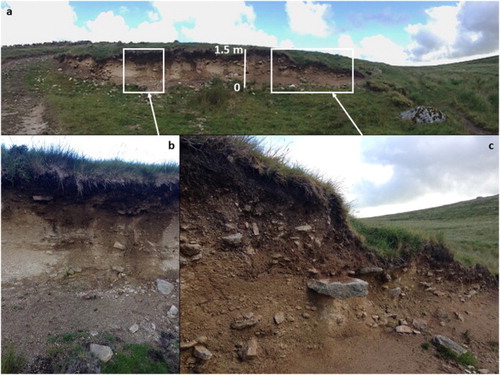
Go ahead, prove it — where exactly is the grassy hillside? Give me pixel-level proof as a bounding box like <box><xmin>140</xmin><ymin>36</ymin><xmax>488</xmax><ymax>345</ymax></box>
<box><xmin>2</xmin><ymin>41</ymin><xmax>498</xmax><ymax>135</ymax></box>
<box><xmin>357</xmin><ymin>195</ymin><xmax>499</xmax><ymax>273</ymax></box>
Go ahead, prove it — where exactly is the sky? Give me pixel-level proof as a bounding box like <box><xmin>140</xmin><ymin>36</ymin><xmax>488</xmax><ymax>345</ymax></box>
<box><xmin>1</xmin><ymin>136</ymin><xmax>180</xmax><ymax>164</ymax></box>
<box><xmin>1</xmin><ymin>1</ymin><xmax>499</xmax><ymax>65</ymax></box>
<box><xmin>258</xmin><ymin>135</ymin><xmax>499</xmax><ymax>217</ymax></box>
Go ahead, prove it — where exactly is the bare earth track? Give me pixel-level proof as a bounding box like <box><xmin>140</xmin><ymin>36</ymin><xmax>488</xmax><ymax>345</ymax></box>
<box><xmin>1</xmin><ymin>56</ymin><xmax>55</xmax><ymax>134</ymax></box>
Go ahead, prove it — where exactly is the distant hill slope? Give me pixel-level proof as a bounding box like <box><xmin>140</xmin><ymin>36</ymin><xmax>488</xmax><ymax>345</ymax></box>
<box><xmin>1</xmin><ymin>41</ymin><xmax>498</xmax><ymax>135</ymax></box>
<box><xmin>359</xmin><ymin>195</ymin><xmax>499</xmax><ymax>273</ymax></box>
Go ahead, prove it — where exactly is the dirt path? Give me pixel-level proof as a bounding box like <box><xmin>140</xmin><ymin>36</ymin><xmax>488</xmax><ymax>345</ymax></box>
<box><xmin>1</xmin><ymin>55</ymin><xmax>55</xmax><ymax>134</ymax></box>
<box><xmin>460</xmin><ymin>114</ymin><xmax>495</xmax><ymax>135</ymax></box>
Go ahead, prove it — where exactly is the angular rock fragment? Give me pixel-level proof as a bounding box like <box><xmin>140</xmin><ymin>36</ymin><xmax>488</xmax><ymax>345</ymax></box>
<box><xmin>180</xmin><ymin>243</ymin><xmax>202</xmax><ymax>257</ymax></box>
<box><xmin>395</xmin><ymin>325</ymin><xmax>413</xmax><ymax>334</ymax></box>
<box><xmin>239</xmin><ymin>338</ymin><xmax>258</xmax><ymax>361</ymax></box>
<box><xmin>193</xmin><ymin>345</ymin><xmax>213</xmax><ymax>361</ymax></box>
<box><xmin>295</xmin><ymin>224</ymin><xmax>312</xmax><ymax>232</ymax></box>
<box><xmin>230</xmin><ymin>312</ymin><xmax>261</xmax><ymax>330</ymax></box>
<box><xmin>221</xmin><ymin>233</ymin><xmax>243</xmax><ymax>246</ymax></box>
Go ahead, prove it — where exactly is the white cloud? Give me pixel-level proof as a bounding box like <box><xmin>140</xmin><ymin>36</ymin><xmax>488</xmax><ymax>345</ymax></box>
<box><xmin>337</xmin><ymin>33</ymin><xmax>408</xmax><ymax>65</ymax></box>
<box><xmin>84</xmin><ymin>10</ymin><xmax>177</xmax><ymax>43</ymax></box>
<box><xmin>148</xmin><ymin>11</ymin><xmax>159</xmax><ymax>22</ymax></box>
<box><xmin>1</xmin><ymin>1</ymin><xmax>85</xmax><ymax>45</ymax></box>
<box><xmin>359</xmin><ymin>34</ymin><xmax>408</xmax><ymax>65</ymax></box>
<box><xmin>85</xmin><ymin>11</ymin><xmax>130</xmax><ymax>42</ymax></box>
<box><xmin>152</xmin><ymin>1</ymin><xmax>282</xmax><ymax>47</ymax></box>
<box><xmin>285</xmin><ymin>1</ymin><xmax>332</xmax><ymax>37</ymax></box>
<box><xmin>405</xmin><ymin>1</ymin><xmax>499</xmax><ymax>62</ymax></box>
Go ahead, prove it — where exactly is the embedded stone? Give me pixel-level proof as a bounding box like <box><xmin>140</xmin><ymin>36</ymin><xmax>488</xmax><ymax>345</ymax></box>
<box><xmin>193</xmin><ymin>345</ymin><xmax>213</xmax><ymax>361</ymax></box>
<box><xmin>90</xmin><ymin>344</ymin><xmax>113</xmax><ymax>362</ymax></box>
<box><xmin>221</xmin><ymin>233</ymin><xmax>243</xmax><ymax>246</ymax></box>
<box><xmin>307</xmin><ymin>278</ymin><xmax>368</xmax><ymax>299</ymax></box>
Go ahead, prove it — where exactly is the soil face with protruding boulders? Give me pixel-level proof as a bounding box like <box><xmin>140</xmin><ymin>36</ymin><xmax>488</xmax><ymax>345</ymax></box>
<box><xmin>1</xmin><ymin>180</ymin><xmax>180</xmax><ymax>372</ymax></box>
<box><xmin>179</xmin><ymin>136</ymin><xmax>498</xmax><ymax>374</ymax></box>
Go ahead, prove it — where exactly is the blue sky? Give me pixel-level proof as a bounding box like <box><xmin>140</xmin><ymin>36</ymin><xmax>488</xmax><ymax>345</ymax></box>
<box><xmin>2</xmin><ymin>1</ymin><xmax>499</xmax><ymax>65</ymax></box>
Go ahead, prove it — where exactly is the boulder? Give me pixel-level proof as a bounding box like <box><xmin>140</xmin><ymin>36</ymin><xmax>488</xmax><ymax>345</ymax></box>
<box><xmin>395</xmin><ymin>325</ymin><xmax>413</xmax><ymax>334</ymax></box>
<box><xmin>129</xmin><ymin>323</ymin><xmax>139</xmax><ymax>333</ymax></box>
<box><xmin>167</xmin><ymin>305</ymin><xmax>179</xmax><ymax>318</ymax></box>
<box><xmin>412</xmin><ymin>318</ymin><xmax>428</xmax><ymax>331</ymax></box>
<box><xmin>389</xmin><ymin>287</ymin><xmax>402</xmax><ymax>298</ymax></box>
<box><xmin>307</xmin><ymin>278</ymin><xmax>368</xmax><ymax>299</ymax></box>
<box><xmin>156</xmin><ymin>279</ymin><xmax>174</xmax><ymax>296</ymax></box>
<box><xmin>90</xmin><ymin>344</ymin><xmax>113</xmax><ymax>362</ymax></box>
<box><xmin>295</xmin><ymin>225</ymin><xmax>312</xmax><ymax>232</ymax></box>
<box><xmin>399</xmin><ymin>106</ymin><xmax>446</xmax><ymax>124</ymax></box>
<box><xmin>274</xmin><ymin>312</ymin><xmax>285</xmax><ymax>325</ymax></box>
<box><xmin>113</xmin><ymin>241</ymin><xmax>126</xmax><ymax>250</ymax></box>
<box><xmin>221</xmin><ymin>233</ymin><xmax>243</xmax><ymax>246</ymax></box>
<box><xmin>193</xmin><ymin>345</ymin><xmax>213</xmax><ymax>361</ymax></box>
<box><xmin>239</xmin><ymin>338</ymin><xmax>258</xmax><ymax>361</ymax></box>
<box><xmin>431</xmin><ymin>335</ymin><xmax>468</xmax><ymax>355</ymax></box>
<box><xmin>180</xmin><ymin>243</ymin><xmax>202</xmax><ymax>257</ymax></box>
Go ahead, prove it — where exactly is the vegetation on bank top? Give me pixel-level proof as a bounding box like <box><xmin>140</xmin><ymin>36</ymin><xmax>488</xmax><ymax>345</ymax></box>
<box><xmin>181</xmin><ymin>136</ymin><xmax>348</xmax><ymax>215</ymax></box>
<box><xmin>1</xmin><ymin>144</ymin><xmax>179</xmax><ymax>195</ymax></box>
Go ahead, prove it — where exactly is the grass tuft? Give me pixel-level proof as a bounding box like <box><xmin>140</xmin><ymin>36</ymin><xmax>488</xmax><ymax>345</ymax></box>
<box><xmin>1</xmin><ymin>346</ymin><xmax>26</xmax><ymax>374</ymax></box>
<box><xmin>102</xmin><ymin>343</ymin><xmax>169</xmax><ymax>374</ymax></box>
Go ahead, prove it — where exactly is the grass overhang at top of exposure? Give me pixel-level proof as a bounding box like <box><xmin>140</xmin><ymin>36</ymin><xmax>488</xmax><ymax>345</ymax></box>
<box><xmin>181</xmin><ymin>136</ymin><xmax>348</xmax><ymax>215</ymax></box>
<box><xmin>1</xmin><ymin>144</ymin><xmax>179</xmax><ymax>196</ymax></box>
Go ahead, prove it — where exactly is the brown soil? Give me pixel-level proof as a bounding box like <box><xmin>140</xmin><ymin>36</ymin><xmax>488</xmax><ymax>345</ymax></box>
<box><xmin>1</xmin><ymin>56</ymin><xmax>55</xmax><ymax>134</ymax></box>
<box><xmin>1</xmin><ymin>186</ymin><xmax>180</xmax><ymax>371</ymax></box>
<box><xmin>179</xmin><ymin>136</ymin><xmax>499</xmax><ymax>374</ymax></box>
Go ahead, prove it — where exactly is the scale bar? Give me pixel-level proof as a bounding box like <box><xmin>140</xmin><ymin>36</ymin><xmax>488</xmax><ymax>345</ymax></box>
<box><xmin>243</xmin><ymin>49</ymin><xmax>247</xmax><ymax>89</ymax></box>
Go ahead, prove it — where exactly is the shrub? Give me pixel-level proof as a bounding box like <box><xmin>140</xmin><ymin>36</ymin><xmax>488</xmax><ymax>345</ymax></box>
<box><xmin>390</xmin><ymin>91</ymin><xmax>413</xmax><ymax>108</ymax></box>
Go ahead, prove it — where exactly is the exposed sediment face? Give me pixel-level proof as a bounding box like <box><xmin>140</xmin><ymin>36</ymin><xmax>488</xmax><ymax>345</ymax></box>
<box><xmin>58</xmin><ymin>49</ymin><xmax>362</xmax><ymax>92</ymax></box>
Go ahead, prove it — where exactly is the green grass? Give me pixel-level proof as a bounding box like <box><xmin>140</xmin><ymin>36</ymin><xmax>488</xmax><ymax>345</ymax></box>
<box><xmin>421</xmin><ymin>342</ymin><xmax>430</xmax><ymax>350</ymax></box>
<box><xmin>1</xmin><ymin>143</ymin><xmax>179</xmax><ymax>195</ymax></box>
<box><xmin>2</xmin><ymin>41</ymin><xmax>497</xmax><ymax>135</ymax></box>
<box><xmin>38</xmin><ymin>331</ymin><xmax>171</xmax><ymax>374</ymax></box>
<box><xmin>350</xmin><ymin>218</ymin><xmax>425</xmax><ymax>260</ymax></box>
<box><xmin>102</xmin><ymin>343</ymin><xmax>169</xmax><ymax>374</ymax></box>
<box><xmin>1</xmin><ymin>346</ymin><xmax>26</xmax><ymax>374</ymax></box>
<box><xmin>359</xmin><ymin>195</ymin><xmax>499</xmax><ymax>273</ymax></box>
<box><xmin>436</xmin><ymin>346</ymin><xmax>478</xmax><ymax>368</ymax></box>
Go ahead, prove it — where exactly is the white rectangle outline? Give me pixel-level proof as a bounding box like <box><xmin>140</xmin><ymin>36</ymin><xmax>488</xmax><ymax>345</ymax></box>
<box><xmin>123</xmin><ymin>48</ymin><xmax>165</xmax><ymax>94</ymax></box>
<box><xmin>270</xmin><ymin>47</ymin><xmax>354</xmax><ymax>95</ymax></box>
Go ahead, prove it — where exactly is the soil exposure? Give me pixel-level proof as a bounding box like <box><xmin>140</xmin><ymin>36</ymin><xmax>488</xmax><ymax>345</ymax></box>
<box><xmin>179</xmin><ymin>136</ymin><xmax>498</xmax><ymax>374</ymax></box>
<box><xmin>1</xmin><ymin>164</ymin><xmax>180</xmax><ymax>372</ymax></box>
<box><xmin>58</xmin><ymin>48</ymin><xmax>358</xmax><ymax>92</ymax></box>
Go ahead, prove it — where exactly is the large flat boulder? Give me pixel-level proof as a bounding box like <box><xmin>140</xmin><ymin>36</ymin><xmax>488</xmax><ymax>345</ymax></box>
<box><xmin>307</xmin><ymin>277</ymin><xmax>368</xmax><ymax>299</ymax></box>
<box><xmin>431</xmin><ymin>335</ymin><xmax>468</xmax><ymax>355</ymax></box>
<box><xmin>399</xmin><ymin>106</ymin><xmax>446</xmax><ymax>124</ymax></box>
